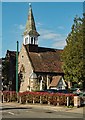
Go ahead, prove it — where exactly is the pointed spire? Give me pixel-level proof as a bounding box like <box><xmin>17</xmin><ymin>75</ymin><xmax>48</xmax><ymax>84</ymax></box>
<box><xmin>24</xmin><ymin>3</ymin><xmax>40</xmax><ymax>36</ymax></box>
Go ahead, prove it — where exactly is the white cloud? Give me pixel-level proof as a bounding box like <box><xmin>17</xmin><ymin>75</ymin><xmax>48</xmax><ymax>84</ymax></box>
<box><xmin>39</xmin><ymin>29</ymin><xmax>67</xmax><ymax>49</ymax></box>
<box><xmin>39</xmin><ymin>29</ymin><xmax>56</xmax><ymax>38</ymax></box>
<box><xmin>36</xmin><ymin>22</ymin><xmax>43</xmax><ymax>29</ymax></box>
<box><xmin>37</xmin><ymin>22</ymin><xmax>43</xmax><ymax>26</ymax></box>
<box><xmin>42</xmin><ymin>33</ymin><xmax>59</xmax><ymax>40</ymax></box>
<box><xmin>39</xmin><ymin>29</ymin><xmax>60</xmax><ymax>39</ymax></box>
<box><xmin>58</xmin><ymin>26</ymin><xmax>65</xmax><ymax>30</ymax></box>
<box><xmin>39</xmin><ymin>29</ymin><xmax>65</xmax><ymax>40</ymax></box>
<box><xmin>19</xmin><ymin>24</ymin><xmax>25</xmax><ymax>30</ymax></box>
<box><xmin>53</xmin><ymin>39</ymin><xmax>66</xmax><ymax>49</ymax></box>
<box><xmin>14</xmin><ymin>24</ymin><xmax>25</xmax><ymax>31</ymax></box>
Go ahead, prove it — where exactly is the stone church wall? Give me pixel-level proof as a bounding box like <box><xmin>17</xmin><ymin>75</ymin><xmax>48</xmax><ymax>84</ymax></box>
<box><xmin>18</xmin><ymin>45</ymin><xmax>33</xmax><ymax>92</ymax></box>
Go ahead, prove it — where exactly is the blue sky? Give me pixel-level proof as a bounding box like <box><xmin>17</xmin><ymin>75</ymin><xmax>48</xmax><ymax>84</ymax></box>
<box><xmin>1</xmin><ymin>0</ymin><xmax>84</xmax><ymax>2</ymax></box>
<box><xmin>2</xmin><ymin>2</ymin><xmax>83</xmax><ymax>57</ymax></box>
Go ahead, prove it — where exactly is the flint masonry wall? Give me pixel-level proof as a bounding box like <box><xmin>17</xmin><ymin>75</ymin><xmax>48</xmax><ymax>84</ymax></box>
<box><xmin>18</xmin><ymin>45</ymin><xmax>33</xmax><ymax>92</ymax></box>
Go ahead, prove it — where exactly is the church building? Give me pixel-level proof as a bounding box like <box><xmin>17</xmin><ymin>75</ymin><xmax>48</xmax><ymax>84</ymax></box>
<box><xmin>18</xmin><ymin>4</ymin><xmax>66</xmax><ymax>92</ymax></box>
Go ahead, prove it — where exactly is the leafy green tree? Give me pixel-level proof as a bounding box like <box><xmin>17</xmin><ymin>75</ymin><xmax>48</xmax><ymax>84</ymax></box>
<box><xmin>62</xmin><ymin>14</ymin><xmax>85</xmax><ymax>89</ymax></box>
<box><xmin>82</xmin><ymin>13</ymin><xmax>85</xmax><ymax>89</ymax></box>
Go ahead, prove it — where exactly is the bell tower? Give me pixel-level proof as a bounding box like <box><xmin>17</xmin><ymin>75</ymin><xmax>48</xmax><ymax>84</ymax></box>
<box><xmin>23</xmin><ymin>3</ymin><xmax>40</xmax><ymax>52</ymax></box>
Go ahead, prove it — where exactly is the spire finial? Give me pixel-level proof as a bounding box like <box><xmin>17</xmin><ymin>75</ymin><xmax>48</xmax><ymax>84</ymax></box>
<box><xmin>29</xmin><ymin>3</ymin><xmax>32</xmax><ymax>8</ymax></box>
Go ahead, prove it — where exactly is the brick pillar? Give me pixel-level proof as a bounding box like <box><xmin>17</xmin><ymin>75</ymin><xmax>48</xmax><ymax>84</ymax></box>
<box><xmin>40</xmin><ymin>76</ymin><xmax>43</xmax><ymax>90</ymax></box>
<box><xmin>74</xmin><ymin>96</ymin><xmax>80</xmax><ymax>107</ymax></box>
<box><xmin>40</xmin><ymin>96</ymin><xmax>42</xmax><ymax>104</ymax></box>
<box><xmin>47</xmin><ymin>75</ymin><xmax>49</xmax><ymax>89</ymax></box>
<box><xmin>67</xmin><ymin>96</ymin><xmax>69</xmax><ymax>106</ymax></box>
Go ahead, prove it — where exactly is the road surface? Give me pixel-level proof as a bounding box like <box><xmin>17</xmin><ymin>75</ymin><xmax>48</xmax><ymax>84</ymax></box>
<box><xmin>0</xmin><ymin>103</ymin><xmax>84</xmax><ymax>119</ymax></box>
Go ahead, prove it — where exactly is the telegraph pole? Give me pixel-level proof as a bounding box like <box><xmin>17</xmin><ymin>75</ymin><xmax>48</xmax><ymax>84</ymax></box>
<box><xmin>16</xmin><ymin>41</ymin><xmax>19</xmax><ymax>93</ymax></box>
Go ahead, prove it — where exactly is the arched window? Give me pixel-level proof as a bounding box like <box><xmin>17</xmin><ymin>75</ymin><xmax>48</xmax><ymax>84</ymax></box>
<box><xmin>20</xmin><ymin>65</ymin><xmax>25</xmax><ymax>82</ymax></box>
<box><xmin>20</xmin><ymin>64</ymin><xmax>25</xmax><ymax>72</ymax></box>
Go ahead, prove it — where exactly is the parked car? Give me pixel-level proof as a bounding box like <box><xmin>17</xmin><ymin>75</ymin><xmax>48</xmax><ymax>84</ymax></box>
<box><xmin>38</xmin><ymin>89</ymin><xmax>57</xmax><ymax>93</ymax></box>
<box><xmin>56</xmin><ymin>89</ymin><xmax>71</xmax><ymax>94</ymax></box>
<box><xmin>38</xmin><ymin>89</ymin><xmax>70</xmax><ymax>94</ymax></box>
<box><xmin>70</xmin><ymin>87</ymin><xmax>82</xmax><ymax>95</ymax></box>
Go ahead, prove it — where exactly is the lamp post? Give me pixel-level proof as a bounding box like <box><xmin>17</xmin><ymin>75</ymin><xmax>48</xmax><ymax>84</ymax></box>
<box><xmin>16</xmin><ymin>41</ymin><xmax>19</xmax><ymax>93</ymax></box>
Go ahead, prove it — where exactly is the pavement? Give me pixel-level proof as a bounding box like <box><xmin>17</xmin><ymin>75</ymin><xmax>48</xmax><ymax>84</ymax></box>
<box><xmin>0</xmin><ymin>102</ymin><xmax>84</xmax><ymax>114</ymax></box>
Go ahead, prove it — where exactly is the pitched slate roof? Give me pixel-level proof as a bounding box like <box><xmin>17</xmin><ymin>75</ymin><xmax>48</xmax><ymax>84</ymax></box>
<box><xmin>49</xmin><ymin>76</ymin><xmax>62</xmax><ymax>87</ymax></box>
<box><xmin>24</xmin><ymin>45</ymin><xmax>63</xmax><ymax>73</ymax></box>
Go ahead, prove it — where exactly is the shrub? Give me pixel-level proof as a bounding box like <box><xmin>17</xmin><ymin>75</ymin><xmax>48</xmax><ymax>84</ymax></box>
<box><xmin>3</xmin><ymin>91</ymin><xmax>10</xmax><ymax>102</ymax></box>
<box><xmin>10</xmin><ymin>91</ymin><xmax>17</xmax><ymax>102</ymax></box>
<box><xmin>19</xmin><ymin>92</ymin><xmax>27</xmax><ymax>104</ymax></box>
<box><xmin>2</xmin><ymin>91</ymin><xmax>75</xmax><ymax>106</ymax></box>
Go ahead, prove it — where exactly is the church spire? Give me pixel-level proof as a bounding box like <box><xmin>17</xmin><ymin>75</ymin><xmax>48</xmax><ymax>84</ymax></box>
<box><xmin>24</xmin><ymin>3</ymin><xmax>40</xmax><ymax>37</ymax></box>
<box><xmin>23</xmin><ymin>3</ymin><xmax>40</xmax><ymax>46</ymax></box>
